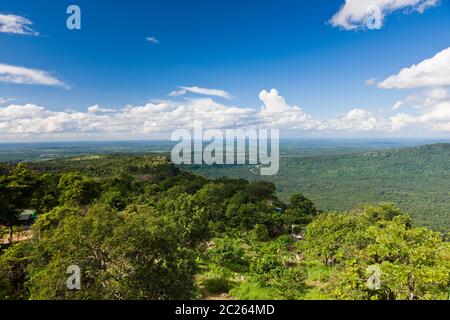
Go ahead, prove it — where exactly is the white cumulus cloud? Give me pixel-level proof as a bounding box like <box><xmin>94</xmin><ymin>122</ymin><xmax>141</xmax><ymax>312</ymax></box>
<box><xmin>325</xmin><ymin>108</ymin><xmax>387</xmax><ymax>131</ymax></box>
<box><xmin>379</xmin><ymin>47</ymin><xmax>450</xmax><ymax>89</ymax></box>
<box><xmin>393</xmin><ymin>88</ymin><xmax>449</xmax><ymax>110</ymax></box>
<box><xmin>0</xmin><ymin>13</ymin><xmax>39</xmax><ymax>35</ymax></box>
<box><xmin>258</xmin><ymin>89</ymin><xmax>317</xmax><ymax>129</ymax></box>
<box><xmin>330</xmin><ymin>0</ymin><xmax>439</xmax><ymax>30</ymax></box>
<box><xmin>3</xmin><ymin>88</ymin><xmax>450</xmax><ymax>140</ymax></box>
<box><xmin>367</xmin><ymin>47</ymin><xmax>450</xmax><ymax>133</ymax></box>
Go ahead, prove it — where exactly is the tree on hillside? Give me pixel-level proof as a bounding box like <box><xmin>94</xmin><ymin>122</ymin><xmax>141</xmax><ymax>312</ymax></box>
<box><xmin>0</xmin><ymin>241</ymin><xmax>33</xmax><ymax>300</ymax></box>
<box><xmin>245</xmin><ymin>181</ymin><xmax>276</xmax><ymax>202</ymax></box>
<box><xmin>301</xmin><ymin>212</ymin><xmax>361</xmax><ymax>266</ymax></box>
<box><xmin>285</xmin><ymin>193</ymin><xmax>318</xmax><ymax>226</ymax></box>
<box><xmin>58</xmin><ymin>173</ymin><xmax>100</xmax><ymax>206</ymax></box>
<box><xmin>105</xmin><ymin>205</ymin><xmax>198</xmax><ymax>299</ymax></box>
<box><xmin>31</xmin><ymin>173</ymin><xmax>60</xmax><ymax>214</ymax></box>
<box><xmin>157</xmin><ymin>194</ymin><xmax>211</xmax><ymax>247</ymax></box>
<box><xmin>330</xmin><ymin>216</ymin><xmax>450</xmax><ymax>300</ymax></box>
<box><xmin>301</xmin><ymin>204</ymin><xmax>450</xmax><ymax>300</ymax></box>
<box><xmin>22</xmin><ymin>203</ymin><xmax>198</xmax><ymax>300</ymax></box>
<box><xmin>0</xmin><ymin>164</ymin><xmax>39</xmax><ymax>243</ymax></box>
<box><xmin>249</xmin><ymin>240</ymin><xmax>308</xmax><ymax>299</ymax></box>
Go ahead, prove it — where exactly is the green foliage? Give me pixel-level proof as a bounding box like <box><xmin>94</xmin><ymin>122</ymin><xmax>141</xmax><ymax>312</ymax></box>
<box><xmin>250</xmin><ymin>224</ymin><xmax>270</xmax><ymax>242</ymax></box>
<box><xmin>33</xmin><ymin>205</ymin><xmax>80</xmax><ymax>236</ymax></box>
<box><xmin>207</xmin><ymin>238</ymin><xmax>248</xmax><ymax>271</ymax></box>
<box><xmin>204</xmin><ymin>277</ymin><xmax>232</xmax><ymax>294</ymax></box>
<box><xmin>229</xmin><ymin>280</ymin><xmax>275</xmax><ymax>300</ymax></box>
<box><xmin>0</xmin><ymin>164</ymin><xmax>39</xmax><ymax>223</ymax></box>
<box><xmin>301</xmin><ymin>212</ymin><xmax>360</xmax><ymax>266</ymax></box>
<box><xmin>225</xmin><ymin>192</ymin><xmax>285</xmax><ymax>235</ymax></box>
<box><xmin>245</xmin><ymin>181</ymin><xmax>276</xmax><ymax>202</ymax></box>
<box><xmin>188</xmin><ymin>143</ymin><xmax>450</xmax><ymax>231</ymax></box>
<box><xmin>301</xmin><ymin>204</ymin><xmax>450</xmax><ymax>300</ymax></box>
<box><xmin>331</xmin><ymin>219</ymin><xmax>450</xmax><ymax>300</ymax></box>
<box><xmin>246</xmin><ymin>240</ymin><xmax>308</xmax><ymax>299</ymax></box>
<box><xmin>26</xmin><ymin>203</ymin><xmax>198</xmax><ymax>300</ymax></box>
<box><xmin>229</xmin><ymin>266</ymin><xmax>308</xmax><ymax>300</ymax></box>
<box><xmin>31</xmin><ymin>173</ymin><xmax>60</xmax><ymax>213</ymax></box>
<box><xmin>27</xmin><ymin>204</ymin><xmax>123</xmax><ymax>299</ymax></box>
<box><xmin>0</xmin><ymin>271</ymin><xmax>7</xmax><ymax>299</ymax></box>
<box><xmin>268</xmin><ymin>267</ymin><xmax>308</xmax><ymax>299</ymax></box>
<box><xmin>157</xmin><ymin>194</ymin><xmax>211</xmax><ymax>248</ymax></box>
<box><xmin>100</xmin><ymin>191</ymin><xmax>127</xmax><ymax>210</ymax></box>
<box><xmin>1</xmin><ymin>154</ymin><xmax>449</xmax><ymax>301</ymax></box>
<box><xmin>285</xmin><ymin>193</ymin><xmax>318</xmax><ymax>225</ymax></box>
<box><xmin>250</xmin><ymin>251</ymin><xmax>283</xmax><ymax>278</ymax></box>
<box><xmin>58</xmin><ymin>173</ymin><xmax>100</xmax><ymax>206</ymax></box>
<box><xmin>105</xmin><ymin>205</ymin><xmax>198</xmax><ymax>300</ymax></box>
<box><xmin>0</xmin><ymin>241</ymin><xmax>33</xmax><ymax>300</ymax></box>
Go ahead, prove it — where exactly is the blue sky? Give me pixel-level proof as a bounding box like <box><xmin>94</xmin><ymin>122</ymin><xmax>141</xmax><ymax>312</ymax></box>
<box><xmin>0</xmin><ymin>0</ymin><xmax>450</xmax><ymax>141</ymax></box>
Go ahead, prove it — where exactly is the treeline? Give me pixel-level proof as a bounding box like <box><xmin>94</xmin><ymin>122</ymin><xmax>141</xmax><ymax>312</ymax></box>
<box><xmin>0</xmin><ymin>155</ymin><xmax>449</xmax><ymax>300</ymax></box>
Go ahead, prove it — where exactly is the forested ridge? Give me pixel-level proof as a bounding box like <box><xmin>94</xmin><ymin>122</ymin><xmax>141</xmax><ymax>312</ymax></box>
<box><xmin>187</xmin><ymin>143</ymin><xmax>450</xmax><ymax>232</ymax></box>
<box><xmin>1</xmin><ymin>154</ymin><xmax>449</xmax><ymax>300</ymax></box>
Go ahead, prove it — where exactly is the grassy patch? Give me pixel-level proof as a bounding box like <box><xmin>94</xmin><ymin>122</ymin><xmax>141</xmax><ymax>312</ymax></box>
<box><xmin>229</xmin><ymin>281</ymin><xmax>275</xmax><ymax>300</ymax></box>
<box><xmin>303</xmin><ymin>259</ymin><xmax>333</xmax><ymax>300</ymax></box>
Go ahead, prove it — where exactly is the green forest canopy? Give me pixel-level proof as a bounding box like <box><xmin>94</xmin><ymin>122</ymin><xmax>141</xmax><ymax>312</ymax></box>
<box><xmin>0</xmin><ymin>154</ymin><xmax>449</xmax><ymax>300</ymax></box>
<box><xmin>187</xmin><ymin>143</ymin><xmax>450</xmax><ymax>232</ymax></box>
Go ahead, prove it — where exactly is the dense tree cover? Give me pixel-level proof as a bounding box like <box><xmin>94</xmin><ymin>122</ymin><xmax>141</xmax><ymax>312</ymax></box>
<box><xmin>301</xmin><ymin>204</ymin><xmax>450</xmax><ymax>300</ymax></box>
<box><xmin>0</xmin><ymin>164</ymin><xmax>42</xmax><ymax>243</ymax></box>
<box><xmin>187</xmin><ymin>143</ymin><xmax>450</xmax><ymax>232</ymax></box>
<box><xmin>0</xmin><ymin>155</ymin><xmax>449</xmax><ymax>300</ymax></box>
<box><xmin>3</xmin><ymin>142</ymin><xmax>450</xmax><ymax>231</ymax></box>
<box><xmin>285</xmin><ymin>193</ymin><xmax>318</xmax><ymax>226</ymax></box>
<box><xmin>23</xmin><ymin>204</ymin><xmax>198</xmax><ymax>300</ymax></box>
<box><xmin>0</xmin><ymin>156</ymin><xmax>305</xmax><ymax>300</ymax></box>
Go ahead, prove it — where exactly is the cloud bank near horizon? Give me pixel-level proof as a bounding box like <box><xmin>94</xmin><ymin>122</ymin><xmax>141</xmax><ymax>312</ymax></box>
<box><xmin>2</xmin><ymin>46</ymin><xmax>450</xmax><ymax>141</ymax></box>
<box><xmin>2</xmin><ymin>86</ymin><xmax>450</xmax><ymax>141</ymax></box>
